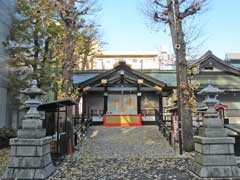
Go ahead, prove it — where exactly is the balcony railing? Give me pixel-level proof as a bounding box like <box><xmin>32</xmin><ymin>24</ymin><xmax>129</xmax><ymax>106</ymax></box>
<box><xmin>91</xmin><ymin>110</ymin><xmax>104</xmax><ymax>116</ymax></box>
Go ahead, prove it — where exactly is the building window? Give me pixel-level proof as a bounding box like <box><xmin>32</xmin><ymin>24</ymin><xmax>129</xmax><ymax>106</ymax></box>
<box><xmin>204</xmin><ymin>66</ymin><xmax>213</xmax><ymax>70</ymax></box>
<box><xmin>204</xmin><ymin>62</ymin><xmax>213</xmax><ymax>70</ymax></box>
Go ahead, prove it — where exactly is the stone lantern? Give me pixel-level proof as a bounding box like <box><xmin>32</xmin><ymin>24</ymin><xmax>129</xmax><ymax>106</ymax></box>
<box><xmin>191</xmin><ymin>82</ymin><xmax>240</xmax><ymax>178</ymax></box>
<box><xmin>198</xmin><ymin>82</ymin><xmax>225</xmax><ymax>137</ymax></box>
<box><xmin>3</xmin><ymin>80</ymin><xmax>55</xmax><ymax>180</ymax></box>
<box><xmin>18</xmin><ymin>80</ymin><xmax>47</xmax><ymax>139</ymax></box>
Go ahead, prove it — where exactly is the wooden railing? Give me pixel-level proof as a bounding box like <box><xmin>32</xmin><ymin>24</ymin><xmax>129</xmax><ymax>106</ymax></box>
<box><xmin>225</xmin><ymin>109</ymin><xmax>240</xmax><ymax>117</ymax></box>
<box><xmin>155</xmin><ymin>110</ymin><xmax>173</xmax><ymax>146</ymax></box>
<box><xmin>224</xmin><ymin>109</ymin><xmax>240</xmax><ymax>124</ymax></box>
<box><xmin>192</xmin><ymin>108</ymin><xmax>240</xmax><ymax>128</ymax></box>
<box><xmin>73</xmin><ymin>115</ymin><xmax>92</xmax><ymax>150</ymax></box>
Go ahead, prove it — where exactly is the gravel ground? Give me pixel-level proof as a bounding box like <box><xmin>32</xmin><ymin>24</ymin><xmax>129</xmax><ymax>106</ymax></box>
<box><xmin>51</xmin><ymin>126</ymin><xmax>198</xmax><ymax>180</ymax></box>
<box><xmin>78</xmin><ymin>126</ymin><xmax>176</xmax><ymax>159</ymax></box>
<box><xmin>52</xmin><ymin>158</ymin><xmax>197</xmax><ymax>180</ymax></box>
<box><xmin>0</xmin><ymin>148</ymin><xmax>10</xmax><ymax>177</ymax></box>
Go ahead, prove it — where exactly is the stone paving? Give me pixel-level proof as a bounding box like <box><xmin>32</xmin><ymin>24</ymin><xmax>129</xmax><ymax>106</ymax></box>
<box><xmin>51</xmin><ymin>126</ymin><xmax>199</xmax><ymax>180</ymax></box>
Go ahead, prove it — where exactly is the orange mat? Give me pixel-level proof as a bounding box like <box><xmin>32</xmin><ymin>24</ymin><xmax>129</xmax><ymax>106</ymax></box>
<box><xmin>103</xmin><ymin>114</ymin><xmax>142</xmax><ymax>126</ymax></box>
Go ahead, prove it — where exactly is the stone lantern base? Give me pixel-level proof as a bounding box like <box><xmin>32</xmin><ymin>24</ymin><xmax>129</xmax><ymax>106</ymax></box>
<box><xmin>190</xmin><ymin>136</ymin><xmax>240</xmax><ymax>178</ymax></box>
<box><xmin>3</xmin><ymin>137</ymin><xmax>55</xmax><ymax>180</ymax></box>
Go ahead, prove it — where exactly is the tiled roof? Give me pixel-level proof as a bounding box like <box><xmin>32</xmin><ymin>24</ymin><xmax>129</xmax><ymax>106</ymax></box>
<box><xmin>73</xmin><ymin>71</ymin><xmax>177</xmax><ymax>87</ymax></box>
<box><xmin>73</xmin><ymin>73</ymin><xmax>99</xmax><ymax>84</ymax></box>
<box><xmin>145</xmin><ymin>72</ymin><xmax>176</xmax><ymax>86</ymax></box>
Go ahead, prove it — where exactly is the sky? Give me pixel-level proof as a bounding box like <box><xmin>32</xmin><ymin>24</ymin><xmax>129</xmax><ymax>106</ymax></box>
<box><xmin>97</xmin><ymin>0</ymin><xmax>240</xmax><ymax>59</ymax></box>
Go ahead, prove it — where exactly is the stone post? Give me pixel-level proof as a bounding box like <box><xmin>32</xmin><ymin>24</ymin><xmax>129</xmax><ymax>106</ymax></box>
<box><xmin>191</xmin><ymin>82</ymin><xmax>240</xmax><ymax>178</ymax></box>
<box><xmin>3</xmin><ymin>80</ymin><xmax>55</xmax><ymax>180</ymax></box>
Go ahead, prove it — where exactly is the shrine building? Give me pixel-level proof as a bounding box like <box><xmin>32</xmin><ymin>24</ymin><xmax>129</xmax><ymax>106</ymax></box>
<box><xmin>73</xmin><ymin>50</ymin><xmax>240</xmax><ymax>126</ymax></box>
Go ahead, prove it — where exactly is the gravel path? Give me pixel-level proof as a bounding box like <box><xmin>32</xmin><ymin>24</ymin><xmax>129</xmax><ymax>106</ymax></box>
<box><xmin>0</xmin><ymin>148</ymin><xmax>10</xmax><ymax>177</ymax></box>
<box><xmin>51</xmin><ymin>126</ymin><xmax>198</xmax><ymax>180</ymax></box>
<box><xmin>52</xmin><ymin>158</ymin><xmax>197</xmax><ymax>180</ymax></box>
<box><xmin>79</xmin><ymin>126</ymin><xmax>176</xmax><ymax>159</ymax></box>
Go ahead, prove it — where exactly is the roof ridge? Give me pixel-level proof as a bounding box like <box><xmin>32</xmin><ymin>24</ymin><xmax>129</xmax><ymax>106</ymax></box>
<box><xmin>188</xmin><ymin>50</ymin><xmax>240</xmax><ymax>75</ymax></box>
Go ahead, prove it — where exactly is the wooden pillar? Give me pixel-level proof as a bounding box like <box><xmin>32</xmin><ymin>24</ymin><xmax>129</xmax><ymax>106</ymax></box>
<box><xmin>137</xmin><ymin>94</ymin><xmax>141</xmax><ymax>114</ymax></box>
<box><xmin>137</xmin><ymin>85</ymin><xmax>141</xmax><ymax>114</ymax></box>
<box><xmin>64</xmin><ymin>107</ymin><xmax>67</xmax><ymax>132</ymax></box>
<box><xmin>56</xmin><ymin>106</ymin><xmax>60</xmax><ymax>153</ymax></box>
<box><xmin>75</xmin><ymin>96</ymin><xmax>80</xmax><ymax>116</ymax></box>
<box><xmin>82</xmin><ymin>93</ymin><xmax>86</xmax><ymax>120</ymax></box>
<box><xmin>103</xmin><ymin>86</ymin><xmax>108</xmax><ymax>114</ymax></box>
<box><xmin>159</xmin><ymin>93</ymin><xmax>163</xmax><ymax>121</ymax></box>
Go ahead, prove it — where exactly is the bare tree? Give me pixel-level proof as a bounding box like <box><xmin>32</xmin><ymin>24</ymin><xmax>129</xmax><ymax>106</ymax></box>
<box><xmin>146</xmin><ymin>0</ymin><xmax>207</xmax><ymax>152</ymax></box>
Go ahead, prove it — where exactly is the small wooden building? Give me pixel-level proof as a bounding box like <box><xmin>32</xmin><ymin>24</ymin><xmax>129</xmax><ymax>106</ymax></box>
<box><xmin>38</xmin><ymin>99</ymin><xmax>78</xmax><ymax>159</ymax></box>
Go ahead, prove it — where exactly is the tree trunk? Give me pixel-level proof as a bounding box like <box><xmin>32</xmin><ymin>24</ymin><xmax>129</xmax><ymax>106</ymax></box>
<box><xmin>61</xmin><ymin>0</ymin><xmax>75</xmax><ymax>97</ymax></box>
<box><xmin>43</xmin><ymin>37</ymin><xmax>50</xmax><ymax>64</ymax></box>
<box><xmin>166</xmin><ymin>0</ymin><xmax>194</xmax><ymax>152</ymax></box>
<box><xmin>62</xmin><ymin>25</ymin><xmax>74</xmax><ymax>96</ymax></box>
<box><xmin>33</xmin><ymin>30</ymin><xmax>39</xmax><ymax>74</ymax></box>
<box><xmin>175</xmin><ymin>21</ymin><xmax>194</xmax><ymax>152</ymax></box>
<box><xmin>177</xmin><ymin>40</ymin><xmax>194</xmax><ymax>152</ymax></box>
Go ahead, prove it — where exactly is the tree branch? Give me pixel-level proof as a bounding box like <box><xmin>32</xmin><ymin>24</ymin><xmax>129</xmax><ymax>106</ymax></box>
<box><xmin>180</xmin><ymin>0</ymin><xmax>205</xmax><ymax>19</ymax></box>
<box><xmin>166</xmin><ymin>0</ymin><xmax>177</xmax><ymax>50</ymax></box>
<box><xmin>179</xmin><ymin>0</ymin><xmax>187</xmax><ymax>4</ymax></box>
<box><xmin>153</xmin><ymin>12</ymin><xmax>169</xmax><ymax>23</ymax></box>
<box><xmin>174</xmin><ymin>0</ymin><xmax>180</xmax><ymax>19</ymax></box>
<box><xmin>153</xmin><ymin>0</ymin><xmax>167</xmax><ymax>8</ymax></box>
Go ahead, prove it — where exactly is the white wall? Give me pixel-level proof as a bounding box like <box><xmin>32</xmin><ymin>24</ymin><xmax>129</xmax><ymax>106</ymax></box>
<box><xmin>93</xmin><ymin>55</ymin><xmax>175</xmax><ymax>70</ymax></box>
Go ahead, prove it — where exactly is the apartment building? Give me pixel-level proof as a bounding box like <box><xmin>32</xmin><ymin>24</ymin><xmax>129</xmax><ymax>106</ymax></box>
<box><xmin>89</xmin><ymin>49</ymin><xmax>175</xmax><ymax>70</ymax></box>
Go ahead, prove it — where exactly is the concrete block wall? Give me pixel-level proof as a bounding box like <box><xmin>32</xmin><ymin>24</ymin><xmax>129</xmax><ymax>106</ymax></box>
<box><xmin>0</xmin><ymin>87</ymin><xmax>8</xmax><ymax>127</ymax></box>
<box><xmin>0</xmin><ymin>0</ymin><xmax>15</xmax><ymax>128</ymax></box>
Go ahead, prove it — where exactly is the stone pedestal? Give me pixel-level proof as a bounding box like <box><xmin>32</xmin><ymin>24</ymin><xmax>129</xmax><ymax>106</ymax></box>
<box><xmin>2</xmin><ymin>80</ymin><xmax>55</xmax><ymax>180</ymax></box>
<box><xmin>3</xmin><ymin>137</ymin><xmax>55</xmax><ymax>180</ymax></box>
<box><xmin>191</xmin><ymin>136</ymin><xmax>240</xmax><ymax>178</ymax></box>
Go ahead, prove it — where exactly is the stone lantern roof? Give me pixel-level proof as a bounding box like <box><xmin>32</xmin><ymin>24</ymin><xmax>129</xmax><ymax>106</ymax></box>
<box><xmin>198</xmin><ymin>82</ymin><xmax>224</xmax><ymax>106</ymax></box>
<box><xmin>198</xmin><ymin>83</ymin><xmax>224</xmax><ymax>95</ymax></box>
<box><xmin>21</xmin><ymin>80</ymin><xmax>46</xmax><ymax>96</ymax></box>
